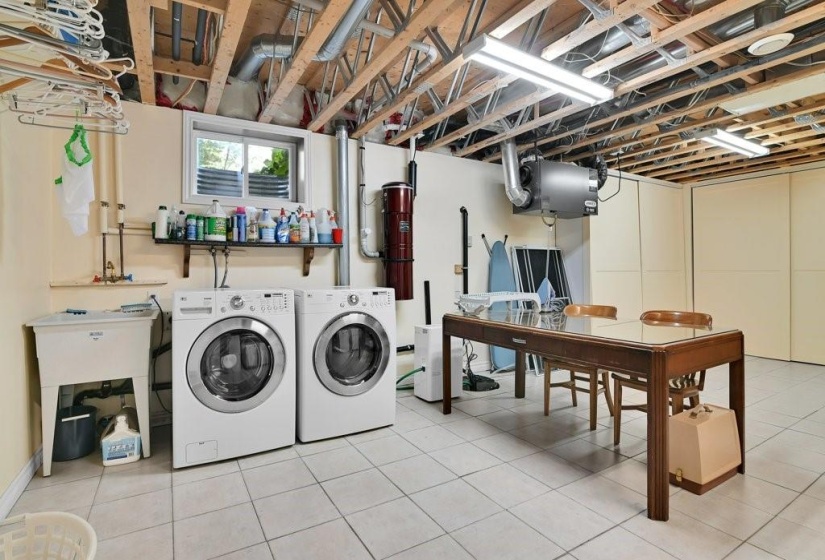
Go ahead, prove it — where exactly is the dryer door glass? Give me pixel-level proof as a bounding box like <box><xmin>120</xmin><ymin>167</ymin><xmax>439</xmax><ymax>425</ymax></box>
<box><xmin>314</xmin><ymin>312</ymin><xmax>390</xmax><ymax>396</ymax></box>
<box><xmin>188</xmin><ymin>317</ymin><xmax>286</xmax><ymax>413</ymax></box>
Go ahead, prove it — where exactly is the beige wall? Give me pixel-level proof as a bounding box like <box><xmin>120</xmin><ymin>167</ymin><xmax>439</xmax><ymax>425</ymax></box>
<box><xmin>0</xmin><ymin>112</ymin><xmax>54</xmax><ymax>497</ymax></box>
<box><xmin>1</xmin><ymin>102</ymin><xmax>554</xmax><ymax>497</ymax></box>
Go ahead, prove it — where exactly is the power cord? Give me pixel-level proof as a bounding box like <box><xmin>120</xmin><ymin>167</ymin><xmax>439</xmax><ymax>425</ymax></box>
<box><xmin>598</xmin><ymin>153</ymin><xmax>622</xmax><ymax>203</ymax></box>
<box><xmin>150</xmin><ymin>295</ymin><xmax>172</xmax><ymax>413</ymax></box>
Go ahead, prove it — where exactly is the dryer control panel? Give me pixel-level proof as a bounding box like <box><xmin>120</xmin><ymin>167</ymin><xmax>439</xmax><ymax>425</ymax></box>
<box><xmin>216</xmin><ymin>290</ymin><xmax>294</xmax><ymax>315</ymax></box>
<box><xmin>298</xmin><ymin>289</ymin><xmax>394</xmax><ymax>310</ymax></box>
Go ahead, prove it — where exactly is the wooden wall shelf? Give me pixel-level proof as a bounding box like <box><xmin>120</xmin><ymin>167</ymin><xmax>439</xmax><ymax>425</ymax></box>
<box><xmin>154</xmin><ymin>239</ymin><xmax>342</xmax><ymax>277</ymax></box>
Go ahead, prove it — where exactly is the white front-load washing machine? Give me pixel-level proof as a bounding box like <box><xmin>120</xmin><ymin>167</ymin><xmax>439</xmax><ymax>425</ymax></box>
<box><xmin>295</xmin><ymin>288</ymin><xmax>396</xmax><ymax>442</ymax></box>
<box><xmin>172</xmin><ymin>289</ymin><xmax>295</xmax><ymax>468</ymax></box>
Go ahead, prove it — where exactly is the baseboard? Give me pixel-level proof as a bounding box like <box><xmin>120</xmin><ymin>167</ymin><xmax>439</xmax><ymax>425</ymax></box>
<box><xmin>0</xmin><ymin>446</ymin><xmax>42</xmax><ymax>520</ymax></box>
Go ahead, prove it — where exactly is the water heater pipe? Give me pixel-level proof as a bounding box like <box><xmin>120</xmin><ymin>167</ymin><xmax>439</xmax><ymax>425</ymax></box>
<box><xmin>358</xmin><ymin>137</ymin><xmax>381</xmax><ymax>259</ymax></box>
<box><xmin>336</xmin><ymin>121</ymin><xmax>351</xmax><ymax>286</ymax></box>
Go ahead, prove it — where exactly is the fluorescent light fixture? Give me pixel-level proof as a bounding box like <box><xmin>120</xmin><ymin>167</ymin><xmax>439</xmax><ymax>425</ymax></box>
<box><xmin>462</xmin><ymin>34</ymin><xmax>613</xmax><ymax>105</ymax></box>
<box><xmin>695</xmin><ymin>128</ymin><xmax>770</xmax><ymax>158</ymax></box>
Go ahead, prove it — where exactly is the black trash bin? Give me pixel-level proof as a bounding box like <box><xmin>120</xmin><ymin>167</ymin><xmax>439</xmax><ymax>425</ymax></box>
<box><xmin>53</xmin><ymin>405</ymin><xmax>97</xmax><ymax>461</ymax></box>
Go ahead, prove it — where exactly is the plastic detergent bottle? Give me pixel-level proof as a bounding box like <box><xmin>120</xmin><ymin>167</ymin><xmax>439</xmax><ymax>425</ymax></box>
<box><xmin>100</xmin><ymin>410</ymin><xmax>142</xmax><ymax>467</ymax></box>
<box><xmin>259</xmin><ymin>209</ymin><xmax>275</xmax><ymax>243</ymax></box>
<box><xmin>235</xmin><ymin>207</ymin><xmax>247</xmax><ymax>243</ymax></box>
<box><xmin>289</xmin><ymin>212</ymin><xmax>301</xmax><ymax>243</ymax></box>
<box><xmin>309</xmin><ymin>211</ymin><xmax>319</xmax><ymax>243</ymax></box>
<box><xmin>299</xmin><ymin>212</ymin><xmax>310</xmax><ymax>243</ymax></box>
<box><xmin>276</xmin><ymin>208</ymin><xmax>290</xmax><ymax>244</ymax></box>
<box><xmin>205</xmin><ymin>200</ymin><xmax>227</xmax><ymax>241</ymax></box>
<box><xmin>154</xmin><ymin>206</ymin><xmax>169</xmax><ymax>239</ymax></box>
<box><xmin>316</xmin><ymin>208</ymin><xmax>332</xmax><ymax>243</ymax></box>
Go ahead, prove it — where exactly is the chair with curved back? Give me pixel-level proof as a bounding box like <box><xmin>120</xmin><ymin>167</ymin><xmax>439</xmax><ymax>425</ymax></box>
<box><xmin>611</xmin><ymin>310</ymin><xmax>713</xmax><ymax>445</ymax></box>
<box><xmin>543</xmin><ymin>304</ymin><xmax>617</xmax><ymax>430</ymax></box>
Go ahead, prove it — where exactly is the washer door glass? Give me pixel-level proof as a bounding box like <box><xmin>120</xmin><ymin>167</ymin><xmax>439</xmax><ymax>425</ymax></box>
<box><xmin>187</xmin><ymin>317</ymin><xmax>286</xmax><ymax>413</ymax></box>
<box><xmin>314</xmin><ymin>312</ymin><xmax>389</xmax><ymax>396</ymax></box>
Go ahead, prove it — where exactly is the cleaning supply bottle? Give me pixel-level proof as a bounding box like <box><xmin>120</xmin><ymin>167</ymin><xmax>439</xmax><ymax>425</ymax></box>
<box><xmin>317</xmin><ymin>208</ymin><xmax>332</xmax><ymax>243</ymax></box>
<box><xmin>329</xmin><ymin>210</ymin><xmax>339</xmax><ymax>231</ymax></box>
<box><xmin>235</xmin><ymin>207</ymin><xmax>247</xmax><ymax>243</ymax></box>
<box><xmin>259</xmin><ymin>209</ymin><xmax>275</xmax><ymax>243</ymax></box>
<box><xmin>154</xmin><ymin>205</ymin><xmax>169</xmax><ymax>239</ymax></box>
<box><xmin>299</xmin><ymin>212</ymin><xmax>310</xmax><ymax>243</ymax></box>
<box><xmin>245</xmin><ymin>206</ymin><xmax>258</xmax><ymax>242</ymax></box>
<box><xmin>100</xmin><ymin>408</ymin><xmax>142</xmax><ymax>466</ymax></box>
<box><xmin>177</xmin><ymin>210</ymin><xmax>186</xmax><ymax>240</ymax></box>
<box><xmin>169</xmin><ymin>204</ymin><xmax>177</xmax><ymax>239</ymax></box>
<box><xmin>289</xmin><ymin>211</ymin><xmax>301</xmax><ymax>243</ymax></box>
<box><xmin>205</xmin><ymin>200</ymin><xmax>227</xmax><ymax>241</ymax></box>
<box><xmin>309</xmin><ymin>211</ymin><xmax>318</xmax><ymax>243</ymax></box>
<box><xmin>276</xmin><ymin>208</ymin><xmax>290</xmax><ymax>244</ymax></box>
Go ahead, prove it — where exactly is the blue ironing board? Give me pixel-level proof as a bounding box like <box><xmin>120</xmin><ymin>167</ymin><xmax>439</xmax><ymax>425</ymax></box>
<box><xmin>488</xmin><ymin>240</ymin><xmax>516</xmax><ymax>370</ymax></box>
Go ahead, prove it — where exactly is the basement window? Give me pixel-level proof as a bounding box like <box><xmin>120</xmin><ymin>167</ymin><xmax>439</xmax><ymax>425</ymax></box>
<box><xmin>183</xmin><ymin>112</ymin><xmax>311</xmax><ymax>209</ymax></box>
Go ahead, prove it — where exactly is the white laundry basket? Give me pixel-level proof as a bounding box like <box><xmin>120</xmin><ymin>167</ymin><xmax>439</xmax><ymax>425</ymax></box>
<box><xmin>0</xmin><ymin>512</ymin><xmax>97</xmax><ymax>559</ymax></box>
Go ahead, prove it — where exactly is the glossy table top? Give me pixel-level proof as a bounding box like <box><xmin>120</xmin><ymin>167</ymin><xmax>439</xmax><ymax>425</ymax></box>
<box><xmin>444</xmin><ymin>309</ymin><xmax>739</xmax><ymax>346</ymax></box>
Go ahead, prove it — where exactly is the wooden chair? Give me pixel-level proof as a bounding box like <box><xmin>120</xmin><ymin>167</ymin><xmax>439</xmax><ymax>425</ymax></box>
<box><xmin>612</xmin><ymin>310</ymin><xmax>713</xmax><ymax>445</ymax></box>
<box><xmin>543</xmin><ymin>304</ymin><xmax>617</xmax><ymax>430</ymax></box>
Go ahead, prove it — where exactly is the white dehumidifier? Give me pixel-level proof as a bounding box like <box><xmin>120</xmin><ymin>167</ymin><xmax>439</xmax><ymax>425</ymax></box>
<box><xmin>413</xmin><ymin>325</ymin><xmax>463</xmax><ymax>402</ymax></box>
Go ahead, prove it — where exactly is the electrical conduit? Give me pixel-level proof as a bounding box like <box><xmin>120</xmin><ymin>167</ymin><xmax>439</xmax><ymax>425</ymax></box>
<box><xmin>358</xmin><ymin>137</ymin><xmax>381</xmax><ymax>259</ymax></box>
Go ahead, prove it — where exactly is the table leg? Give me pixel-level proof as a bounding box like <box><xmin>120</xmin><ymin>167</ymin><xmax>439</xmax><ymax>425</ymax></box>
<box><xmin>515</xmin><ymin>351</ymin><xmax>525</xmax><ymax>399</ymax></box>
<box><xmin>442</xmin><ymin>332</ymin><xmax>452</xmax><ymax>414</ymax></box>
<box><xmin>40</xmin><ymin>386</ymin><xmax>59</xmax><ymax>477</ymax></box>
<box><xmin>647</xmin><ymin>354</ymin><xmax>669</xmax><ymax>521</ymax></box>
<box><xmin>133</xmin><ymin>376</ymin><xmax>152</xmax><ymax>458</ymax></box>
<box><xmin>730</xmin><ymin>353</ymin><xmax>746</xmax><ymax>474</ymax></box>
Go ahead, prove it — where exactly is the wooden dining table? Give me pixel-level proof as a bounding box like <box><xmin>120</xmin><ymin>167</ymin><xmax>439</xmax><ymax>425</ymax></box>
<box><xmin>441</xmin><ymin>309</ymin><xmax>745</xmax><ymax>521</ymax></box>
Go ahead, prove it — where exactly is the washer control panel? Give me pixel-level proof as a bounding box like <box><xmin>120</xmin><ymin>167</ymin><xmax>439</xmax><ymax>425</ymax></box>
<box><xmin>217</xmin><ymin>290</ymin><xmax>293</xmax><ymax>315</ymax></box>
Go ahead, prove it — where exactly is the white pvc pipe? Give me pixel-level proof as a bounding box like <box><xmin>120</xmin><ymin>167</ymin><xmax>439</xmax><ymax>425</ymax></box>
<box><xmin>358</xmin><ymin>137</ymin><xmax>380</xmax><ymax>259</ymax></box>
<box><xmin>97</xmin><ymin>134</ymin><xmax>110</xmax><ymax>235</ymax></box>
<box><xmin>114</xmin><ymin>134</ymin><xmax>125</xmax><ymax>224</ymax></box>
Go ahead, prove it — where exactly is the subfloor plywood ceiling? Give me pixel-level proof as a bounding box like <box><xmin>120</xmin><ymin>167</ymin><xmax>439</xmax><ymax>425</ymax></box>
<box><xmin>32</xmin><ymin>1</ymin><xmax>825</xmax><ymax>182</ymax></box>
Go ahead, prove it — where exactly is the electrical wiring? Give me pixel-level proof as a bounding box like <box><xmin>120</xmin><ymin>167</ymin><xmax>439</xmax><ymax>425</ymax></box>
<box><xmin>150</xmin><ymin>296</ymin><xmax>172</xmax><ymax>413</ymax></box>
<box><xmin>598</xmin><ymin>153</ymin><xmax>622</xmax><ymax>203</ymax></box>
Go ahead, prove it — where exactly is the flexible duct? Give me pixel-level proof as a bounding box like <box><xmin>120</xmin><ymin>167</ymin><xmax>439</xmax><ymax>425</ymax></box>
<box><xmin>500</xmin><ymin>140</ymin><xmax>531</xmax><ymax>208</ymax></box>
<box><xmin>358</xmin><ymin>137</ymin><xmax>381</xmax><ymax>259</ymax></box>
<box><xmin>316</xmin><ymin>0</ymin><xmax>373</xmax><ymax>62</ymax></box>
<box><xmin>336</xmin><ymin>121</ymin><xmax>351</xmax><ymax>286</ymax></box>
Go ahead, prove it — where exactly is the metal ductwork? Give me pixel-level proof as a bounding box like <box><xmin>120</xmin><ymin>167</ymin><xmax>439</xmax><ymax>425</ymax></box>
<box><xmin>231</xmin><ymin>0</ymin><xmax>373</xmax><ymax>81</ymax></box>
<box><xmin>500</xmin><ymin>140</ymin><xmax>532</xmax><ymax>208</ymax></box>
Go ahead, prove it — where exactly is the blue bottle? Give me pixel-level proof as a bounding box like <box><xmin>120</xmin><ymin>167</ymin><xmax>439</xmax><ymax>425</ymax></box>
<box><xmin>275</xmin><ymin>208</ymin><xmax>290</xmax><ymax>244</ymax></box>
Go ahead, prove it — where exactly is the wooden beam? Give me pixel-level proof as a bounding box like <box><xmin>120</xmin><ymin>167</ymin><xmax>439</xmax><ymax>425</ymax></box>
<box><xmin>126</xmin><ymin>0</ymin><xmax>155</xmax><ymax>105</ymax></box>
<box><xmin>203</xmin><ymin>0</ymin><xmax>253</xmax><ymax>114</ymax></box>
<box><xmin>153</xmin><ymin>56</ymin><xmax>212</xmax><ymax>82</ymax></box>
<box><xmin>681</xmin><ymin>150</ymin><xmax>825</xmax><ymax>183</ymax></box>
<box><xmin>150</xmin><ymin>0</ymin><xmax>227</xmax><ymax>13</ymax></box>
<box><xmin>350</xmin><ymin>0</ymin><xmax>561</xmax><ymax>139</ymax></box>
<box><xmin>582</xmin><ymin>0</ymin><xmax>763</xmax><ymax>78</ymax></box>
<box><xmin>539</xmin><ymin>0</ymin><xmax>661</xmax><ymax>61</ymax></box>
<box><xmin>259</xmin><ymin>0</ymin><xmax>355</xmax><ymax>124</ymax></box>
<box><xmin>307</xmin><ymin>0</ymin><xmax>466</xmax><ymax>131</ymax></box>
<box><xmin>663</xmin><ymin>144</ymin><xmax>825</xmax><ymax>182</ymax></box>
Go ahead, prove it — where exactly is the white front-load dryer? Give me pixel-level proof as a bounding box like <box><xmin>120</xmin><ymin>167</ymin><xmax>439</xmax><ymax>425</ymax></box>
<box><xmin>295</xmin><ymin>288</ymin><xmax>396</xmax><ymax>442</ymax></box>
<box><xmin>172</xmin><ymin>289</ymin><xmax>295</xmax><ymax>468</ymax></box>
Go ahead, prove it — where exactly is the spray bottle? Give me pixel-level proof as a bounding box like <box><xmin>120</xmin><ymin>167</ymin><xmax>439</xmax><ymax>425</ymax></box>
<box><xmin>299</xmin><ymin>212</ymin><xmax>310</xmax><ymax>243</ymax></box>
<box><xmin>308</xmin><ymin>211</ymin><xmax>318</xmax><ymax>243</ymax></box>
<box><xmin>276</xmin><ymin>208</ymin><xmax>290</xmax><ymax>244</ymax></box>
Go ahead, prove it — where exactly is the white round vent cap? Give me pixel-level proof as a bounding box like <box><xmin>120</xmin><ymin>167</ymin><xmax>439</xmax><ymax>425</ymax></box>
<box><xmin>748</xmin><ymin>33</ymin><xmax>794</xmax><ymax>56</ymax></box>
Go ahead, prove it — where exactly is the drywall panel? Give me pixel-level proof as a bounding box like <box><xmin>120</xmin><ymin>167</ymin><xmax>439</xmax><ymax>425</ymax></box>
<box><xmin>639</xmin><ymin>181</ymin><xmax>686</xmax><ymax>311</ymax></box>
<box><xmin>590</xmin><ymin>271</ymin><xmax>644</xmax><ymax>320</ymax></box>
<box><xmin>693</xmin><ymin>175</ymin><xmax>790</xmax><ymax>360</ymax></box>
<box><xmin>790</xmin><ymin>169</ymin><xmax>825</xmax><ymax>364</ymax></box>
<box><xmin>588</xmin><ymin>175</ymin><xmax>641</xmax><ymax>272</ymax></box>
<box><xmin>0</xmin><ymin>111</ymin><xmax>53</xmax><ymax>498</ymax></box>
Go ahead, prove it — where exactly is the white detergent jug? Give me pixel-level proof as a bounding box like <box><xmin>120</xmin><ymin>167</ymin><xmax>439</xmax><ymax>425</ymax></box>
<box><xmin>316</xmin><ymin>207</ymin><xmax>332</xmax><ymax>243</ymax></box>
<box><xmin>100</xmin><ymin>411</ymin><xmax>142</xmax><ymax>466</ymax></box>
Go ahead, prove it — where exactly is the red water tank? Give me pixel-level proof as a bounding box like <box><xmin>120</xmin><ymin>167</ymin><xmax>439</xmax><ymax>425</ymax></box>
<box><xmin>382</xmin><ymin>182</ymin><xmax>414</xmax><ymax>300</ymax></box>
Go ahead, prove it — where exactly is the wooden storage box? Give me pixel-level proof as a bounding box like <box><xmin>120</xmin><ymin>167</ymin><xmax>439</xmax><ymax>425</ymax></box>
<box><xmin>669</xmin><ymin>404</ymin><xmax>741</xmax><ymax>494</ymax></box>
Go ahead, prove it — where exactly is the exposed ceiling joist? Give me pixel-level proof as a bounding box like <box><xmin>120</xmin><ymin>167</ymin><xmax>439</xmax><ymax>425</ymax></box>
<box><xmin>307</xmin><ymin>0</ymin><xmax>467</xmax><ymax>131</ymax></box>
<box><xmin>202</xmin><ymin>0</ymin><xmax>252</xmax><ymax>114</ymax></box>
<box><xmin>126</xmin><ymin>0</ymin><xmax>156</xmax><ymax>105</ymax></box>
<box><xmin>350</xmin><ymin>0</ymin><xmax>561</xmax><ymax>139</ymax></box>
<box><xmin>684</xmin><ymin>148</ymin><xmax>825</xmax><ymax>183</ymax></box>
<box><xmin>259</xmin><ymin>0</ymin><xmax>355</xmax><ymax>124</ymax></box>
<box><xmin>154</xmin><ymin>56</ymin><xmax>211</xmax><ymax>82</ymax></box>
<box><xmin>151</xmin><ymin>0</ymin><xmax>227</xmax><ymax>14</ymax></box>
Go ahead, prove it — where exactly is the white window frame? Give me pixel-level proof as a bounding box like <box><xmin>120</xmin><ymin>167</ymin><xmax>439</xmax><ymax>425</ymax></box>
<box><xmin>183</xmin><ymin>111</ymin><xmax>311</xmax><ymax>210</ymax></box>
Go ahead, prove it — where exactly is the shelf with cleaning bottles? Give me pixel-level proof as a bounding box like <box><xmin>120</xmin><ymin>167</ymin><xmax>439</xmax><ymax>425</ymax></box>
<box><xmin>154</xmin><ymin>238</ymin><xmax>343</xmax><ymax>278</ymax></box>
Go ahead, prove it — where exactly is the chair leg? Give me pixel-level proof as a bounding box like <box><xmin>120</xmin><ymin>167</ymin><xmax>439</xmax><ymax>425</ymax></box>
<box><xmin>589</xmin><ymin>371</ymin><xmax>597</xmax><ymax>431</ymax></box>
<box><xmin>569</xmin><ymin>370</ymin><xmax>578</xmax><ymax>407</ymax></box>
<box><xmin>689</xmin><ymin>395</ymin><xmax>700</xmax><ymax>409</ymax></box>
<box><xmin>613</xmin><ymin>378</ymin><xmax>622</xmax><ymax>446</ymax></box>
<box><xmin>672</xmin><ymin>396</ymin><xmax>684</xmax><ymax>415</ymax></box>
<box><xmin>601</xmin><ymin>371</ymin><xmax>614</xmax><ymax>417</ymax></box>
<box><xmin>544</xmin><ymin>363</ymin><xmax>551</xmax><ymax>416</ymax></box>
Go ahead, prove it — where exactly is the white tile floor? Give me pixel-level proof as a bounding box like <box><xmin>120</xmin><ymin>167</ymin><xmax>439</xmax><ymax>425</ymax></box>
<box><xmin>12</xmin><ymin>355</ymin><xmax>825</xmax><ymax>559</ymax></box>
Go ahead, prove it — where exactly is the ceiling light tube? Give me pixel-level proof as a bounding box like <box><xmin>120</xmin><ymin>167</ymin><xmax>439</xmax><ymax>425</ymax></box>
<box><xmin>462</xmin><ymin>34</ymin><xmax>613</xmax><ymax>105</ymax></box>
<box><xmin>695</xmin><ymin>128</ymin><xmax>770</xmax><ymax>157</ymax></box>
